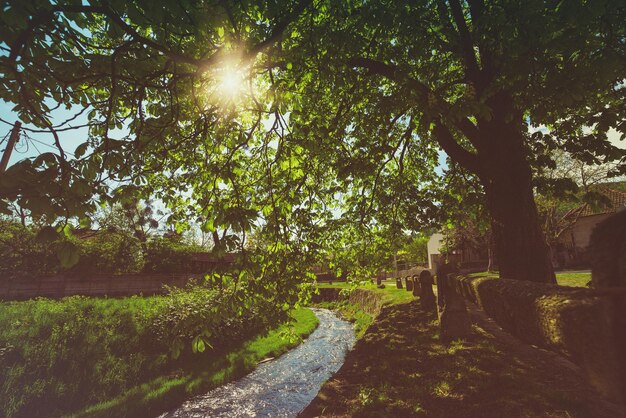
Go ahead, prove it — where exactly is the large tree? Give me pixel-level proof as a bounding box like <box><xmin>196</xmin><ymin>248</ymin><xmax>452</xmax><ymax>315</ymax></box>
<box><xmin>0</xmin><ymin>0</ymin><xmax>624</xmax><ymax>287</ymax></box>
<box><xmin>278</xmin><ymin>0</ymin><xmax>625</xmax><ymax>282</ymax></box>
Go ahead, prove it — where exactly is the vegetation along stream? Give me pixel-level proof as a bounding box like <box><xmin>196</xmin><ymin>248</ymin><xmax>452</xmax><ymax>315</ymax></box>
<box><xmin>159</xmin><ymin>308</ymin><xmax>355</xmax><ymax>417</ymax></box>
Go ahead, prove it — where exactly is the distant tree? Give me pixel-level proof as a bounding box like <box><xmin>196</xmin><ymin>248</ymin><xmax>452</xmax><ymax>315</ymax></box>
<box><xmin>534</xmin><ymin>149</ymin><xmax>625</xmax><ymax>266</ymax></box>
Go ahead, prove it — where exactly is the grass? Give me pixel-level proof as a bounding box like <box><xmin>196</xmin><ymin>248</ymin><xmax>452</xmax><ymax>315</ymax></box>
<box><xmin>302</xmin><ymin>302</ymin><xmax>609</xmax><ymax>418</ymax></box>
<box><xmin>318</xmin><ymin>280</ymin><xmax>415</xmax><ymax>305</ymax></box>
<box><xmin>554</xmin><ymin>272</ymin><xmax>592</xmax><ymax>287</ymax></box>
<box><xmin>69</xmin><ymin>308</ymin><xmax>318</xmax><ymax>418</ymax></box>
<box><xmin>0</xmin><ymin>289</ymin><xmax>317</xmax><ymax>418</ymax></box>
<box><xmin>315</xmin><ymin>280</ymin><xmax>415</xmax><ymax>337</ymax></box>
<box><xmin>468</xmin><ymin>271</ymin><xmax>591</xmax><ymax>287</ymax></box>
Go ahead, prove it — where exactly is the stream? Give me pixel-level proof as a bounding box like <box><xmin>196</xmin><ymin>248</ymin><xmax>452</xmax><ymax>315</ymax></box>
<box><xmin>159</xmin><ymin>308</ymin><xmax>356</xmax><ymax>418</ymax></box>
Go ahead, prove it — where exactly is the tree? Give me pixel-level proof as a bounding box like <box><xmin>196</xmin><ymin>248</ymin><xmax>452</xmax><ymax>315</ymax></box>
<box><xmin>279</xmin><ymin>0</ymin><xmax>625</xmax><ymax>282</ymax></box>
<box><xmin>534</xmin><ymin>148</ymin><xmax>625</xmax><ymax>267</ymax></box>
<box><xmin>0</xmin><ymin>0</ymin><xmax>624</xmax><ymax>287</ymax></box>
<box><xmin>437</xmin><ymin>163</ymin><xmax>495</xmax><ymax>270</ymax></box>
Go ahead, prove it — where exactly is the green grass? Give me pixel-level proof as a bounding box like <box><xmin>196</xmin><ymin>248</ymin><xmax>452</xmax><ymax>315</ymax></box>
<box><xmin>315</xmin><ymin>280</ymin><xmax>415</xmax><ymax>337</ymax></box>
<box><xmin>554</xmin><ymin>272</ymin><xmax>591</xmax><ymax>287</ymax></box>
<box><xmin>0</xmin><ymin>295</ymin><xmax>168</xmax><ymax>418</ymax></box>
<box><xmin>318</xmin><ymin>280</ymin><xmax>415</xmax><ymax>305</ymax></box>
<box><xmin>69</xmin><ymin>308</ymin><xmax>318</xmax><ymax>418</ymax></box>
<box><xmin>0</xmin><ymin>289</ymin><xmax>315</xmax><ymax>418</ymax></box>
<box><xmin>468</xmin><ymin>271</ymin><xmax>591</xmax><ymax>287</ymax></box>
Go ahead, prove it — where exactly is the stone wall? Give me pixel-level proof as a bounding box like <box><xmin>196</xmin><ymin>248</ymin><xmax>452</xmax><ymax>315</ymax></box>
<box><xmin>447</xmin><ymin>274</ymin><xmax>625</xmax><ymax>405</ymax></box>
<box><xmin>0</xmin><ymin>273</ymin><xmax>203</xmax><ymax>300</ymax></box>
<box><xmin>311</xmin><ymin>287</ymin><xmax>387</xmax><ymax>318</ymax></box>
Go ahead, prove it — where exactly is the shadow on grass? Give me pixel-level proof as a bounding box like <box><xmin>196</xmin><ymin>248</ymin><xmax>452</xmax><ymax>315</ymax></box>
<box><xmin>68</xmin><ymin>309</ymin><xmax>319</xmax><ymax>418</ymax></box>
<box><xmin>301</xmin><ymin>302</ymin><xmax>613</xmax><ymax>418</ymax></box>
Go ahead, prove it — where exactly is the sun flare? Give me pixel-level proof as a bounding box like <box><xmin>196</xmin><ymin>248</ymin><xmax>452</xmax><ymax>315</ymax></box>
<box><xmin>216</xmin><ymin>65</ymin><xmax>246</xmax><ymax>102</ymax></box>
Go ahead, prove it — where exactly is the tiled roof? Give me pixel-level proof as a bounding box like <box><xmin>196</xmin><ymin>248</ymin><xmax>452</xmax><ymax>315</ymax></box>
<box><xmin>563</xmin><ymin>187</ymin><xmax>626</xmax><ymax>219</ymax></box>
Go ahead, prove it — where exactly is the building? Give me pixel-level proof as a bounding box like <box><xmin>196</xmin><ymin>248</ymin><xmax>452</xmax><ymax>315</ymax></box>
<box><xmin>427</xmin><ymin>233</ymin><xmax>444</xmax><ymax>270</ymax></box>
<box><xmin>556</xmin><ymin>187</ymin><xmax>626</xmax><ymax>268</ymax></box>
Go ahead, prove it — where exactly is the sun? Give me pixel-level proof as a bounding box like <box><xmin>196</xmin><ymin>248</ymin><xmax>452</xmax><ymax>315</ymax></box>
<box><xmin>215</xmin><ymin>65</ymin><xmax>246</xmax><ymax>102</ymax></box>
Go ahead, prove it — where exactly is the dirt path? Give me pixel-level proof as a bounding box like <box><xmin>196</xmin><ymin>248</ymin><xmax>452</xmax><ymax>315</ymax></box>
<box><xmin>300</xmin><ymin>301</ymin><xmax>625</xmax><ymax>418</ymax></box>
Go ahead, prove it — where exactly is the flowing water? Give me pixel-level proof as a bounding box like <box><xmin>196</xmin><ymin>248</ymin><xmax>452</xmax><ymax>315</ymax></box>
<box><xmin>159</xmin><ymin>308</ymin><xmax>355</xmax><ymax>418</ymax></box>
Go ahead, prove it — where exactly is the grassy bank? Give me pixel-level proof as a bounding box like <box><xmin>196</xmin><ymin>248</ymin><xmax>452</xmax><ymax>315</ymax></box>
<box><xmin>0</xmin><ymin>289</ymin><xmax>317</xmax><ymax>418</ymax></box>
<box><xmin>314</xmin><ymin>282</ymin><xmax>414</xmax><ymax>337</ymax></box>
<box><xmin>70</xmin><ymin>308</ymin><xmax>318</xmax><ymax>418</ymax></box>
<box><xmin>469</xmin><ymin>271</ymin><xmax>591</xmax><ymax>287</ymax></box>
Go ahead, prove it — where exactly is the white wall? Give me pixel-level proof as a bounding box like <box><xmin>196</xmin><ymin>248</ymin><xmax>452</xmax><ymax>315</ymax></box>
<box><xmin>427</xmin><ymin>233</ymin><xmax>444</xmax><ymax>270</ymax></box>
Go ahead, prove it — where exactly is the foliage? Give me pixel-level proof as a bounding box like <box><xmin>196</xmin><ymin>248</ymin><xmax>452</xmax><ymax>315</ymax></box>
<box><xmin>96</xmin><ymin>200</ymin><xmax>165</xmax><ymax>244</ymax></box>
<box><xmin>534</xmin><ymin>149</ymin><xmax>625</xmax><ymax>250</ymax></box>
<box><xmin>151</xmin><ymin>279</ymin><xmax>287</xmax><ymax>359</ymax></box>
<box><xmin>73</xmin><ymin>308</ymin><xmax>318</xmax><ymax>418</ymax></box>
<box><xmin>398</xmin><ymin>233</ymin><xmax>430</xmax><ymax>267</ymax></box>
<box><xmin>0</xmin><ymin>219</ymin><xmax>218</xmax><ymax>279</ymax></box>
<box><xmin>69</xmin><ymin>230</ymin><xmax>144</xmax><ymax>275</ymax></box>
<box><xmin>1</xmin><ymin>1</ymin><xmax>625</xmax><ymax>287</ymax></box>
<box><xmin>0</xmin><ymin>281</ymin><xmax>291</xmax><ymax>418</ymax></box>
<box><xmin>0</xmin><ymin>295</ymin><xmax>165</xmax><ymax>418</ymax></box>
<box><xmin>0</xmin><ymin>219</ymin><xmax>60</xmax><ymax>280</ymax></box>
<box><xmin>141</xmin><ymin>236</ymin><xmax>204</xmax><ymax>274</ymax></box>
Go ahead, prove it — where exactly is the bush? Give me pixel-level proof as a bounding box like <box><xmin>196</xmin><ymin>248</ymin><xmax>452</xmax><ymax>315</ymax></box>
<box><xmin>0</xmin><ymin>282</ymin><xmax>285</xmax><ymax>418</ymax></box>
<box><xmin>142</xmin><ymin>237</ymin><xmax>205</xmax><ymax>273</ymax></box>
<box><xmin>152</xmin><ymin>282</ymin><xmax>286</xmax><ymax>358</ymax></box>
<box><xmin>0</xmin><ymin>220</ymin><xmax>60</xmax><ymax>280</ymax></box>
<box><xmin>69</xmin><ymin>231</ymin><xmax>144</xmax><ymax>276</ymax></box>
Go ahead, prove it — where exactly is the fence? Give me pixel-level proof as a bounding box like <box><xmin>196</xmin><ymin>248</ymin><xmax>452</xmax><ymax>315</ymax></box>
<box><xmin>445</xmin><ymin>273</ymin><xmax>625</xmax><ymax>405</ymax></box>
<box><xmin>0</xmin><ymin>273</ymin><xmax>204</xmax><ymax>300</ymax></box>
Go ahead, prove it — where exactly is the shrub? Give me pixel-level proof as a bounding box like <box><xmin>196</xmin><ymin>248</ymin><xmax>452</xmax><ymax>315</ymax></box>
<box><xmin>142</xmin><ymin>237</ymin><xmax>205</xmax><ymax>273</ymax></box>
<box><xmin>0</xmin><ymin>282</ymin><xmax>285</xmax><ymax>418</ymax></box>
<box><xmin>0</xmin><ymin>220</ymin><xmax>59</xmax><ymax>280</ymax></box>
<box><xmin>69</xmin><ymin>231</ymin><xmax>144</xmax><ymax>276</ymax></box>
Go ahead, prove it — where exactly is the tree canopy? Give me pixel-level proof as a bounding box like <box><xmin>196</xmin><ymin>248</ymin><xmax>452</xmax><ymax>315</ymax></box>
<box><xmin>1</xmin><ymin>0</ymin><xmax>625</xmax><ymax>291</ymax></box>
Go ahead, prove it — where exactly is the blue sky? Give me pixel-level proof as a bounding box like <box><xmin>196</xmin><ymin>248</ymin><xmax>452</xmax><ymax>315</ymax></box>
<box><xmin>0</xmin><ymin>101</ymin><xmax>88</xmax><ymax>165</ymax></box>
<box><xmin>1</xmin><ymin>99</ymin><xmax>623</xmax><ymax>171</ymax></box>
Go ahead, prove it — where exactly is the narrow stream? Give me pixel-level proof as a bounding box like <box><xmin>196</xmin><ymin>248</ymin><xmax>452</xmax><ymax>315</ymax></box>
<box><xmin>159</xmin><ymin>308</ymin><xmax>355</xmax><ymax>418</ymax></box>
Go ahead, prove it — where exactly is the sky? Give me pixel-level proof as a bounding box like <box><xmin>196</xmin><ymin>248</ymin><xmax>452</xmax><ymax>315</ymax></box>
<box><xmin>1</xmin><ymin>101</ymin><xmax>624</xmax><ymax>170</ymax></box>
<box><xmin>0</xmin><ymin>101</ymin><xmax>88</xmax><ymax>165</ymax></box>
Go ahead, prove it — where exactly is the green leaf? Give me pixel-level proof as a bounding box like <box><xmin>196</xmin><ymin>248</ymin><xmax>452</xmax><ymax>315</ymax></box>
<box><xmin>74</xmin><ymin>142</ymin><xmax>89</xmax><ymax>159</ymax></box>
<box><xmin>57</xmin><ymin>241</ymin><xmax>80</xmax><ymax>268</ymax></box>
<box><xmin>192</xmin><ymin>336</ymin><xmax>206</xmax><ymax>353</ymax></box>
<box><xmin>79</xmin><ymin>217</ymin><xmax>92</xmax><ymax>229</ymax></box>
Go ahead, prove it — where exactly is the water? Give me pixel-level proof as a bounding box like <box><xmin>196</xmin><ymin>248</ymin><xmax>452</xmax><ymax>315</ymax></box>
<box><xmin>159</xmin><ymin>308</ymin><xmax>355</xmax><ymax>418</ymax></box>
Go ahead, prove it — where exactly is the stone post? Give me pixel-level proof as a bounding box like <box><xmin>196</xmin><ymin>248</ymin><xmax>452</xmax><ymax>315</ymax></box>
<box><xmin>395</xmin><ymin>278</ymin><xmax>403</xmax><ymax>289</ymax></box>
<box><xmin>436</xmin><ymin>262</ymin><xmax>471</xmax><ymax>342</ymax></box>
<box><xmin>589</xmin><ymin>210</ymin><xmax>626</xmax><ymax>405</ymax></box>
<box><xmin>418</xmin><ymin>270</ymin><xmax>436</xmax><ymax>312</ymax></box>
<box><xmin>411</xmin><ymin>274</ymin><xmax>421</xmax><ymax>297</ymax></box>
<box><xmin>405</xmin><ymin>277</ymin><xmax>413</xmax><ymax>292</ymax></box>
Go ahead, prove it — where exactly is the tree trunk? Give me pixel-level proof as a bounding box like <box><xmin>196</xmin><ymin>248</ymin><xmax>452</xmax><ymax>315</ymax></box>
<box><xmin>486</xmin><ymin>231</ymin><xmax>497</xmax><ymax>272</ymax></box>
<box><xmin>479</xmin><ymin>117</ymin><xmax>555</xmax><ymax>283</ymax></box>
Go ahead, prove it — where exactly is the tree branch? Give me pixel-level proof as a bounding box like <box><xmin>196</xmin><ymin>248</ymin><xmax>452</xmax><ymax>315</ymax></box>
<box><xmin>448</xmin><ymin>0</ymin><xmax>481</xmax><ymax>83</ymax></box>
<box><xmin>432</xmin><ymin>121</ymin><xmax>481</xmax><ymax>174</ymax></box>
<box><xmin>348</xmin><ymin>56</ymin><xmax>484</xmax><ymax>149</ymax></box>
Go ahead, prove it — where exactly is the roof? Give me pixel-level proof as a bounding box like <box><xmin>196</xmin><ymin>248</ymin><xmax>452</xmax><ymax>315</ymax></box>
<box><xmin>563</xmin><ymin>187</ymin><xmax>626</xmax><ymax>219</ymax></box>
